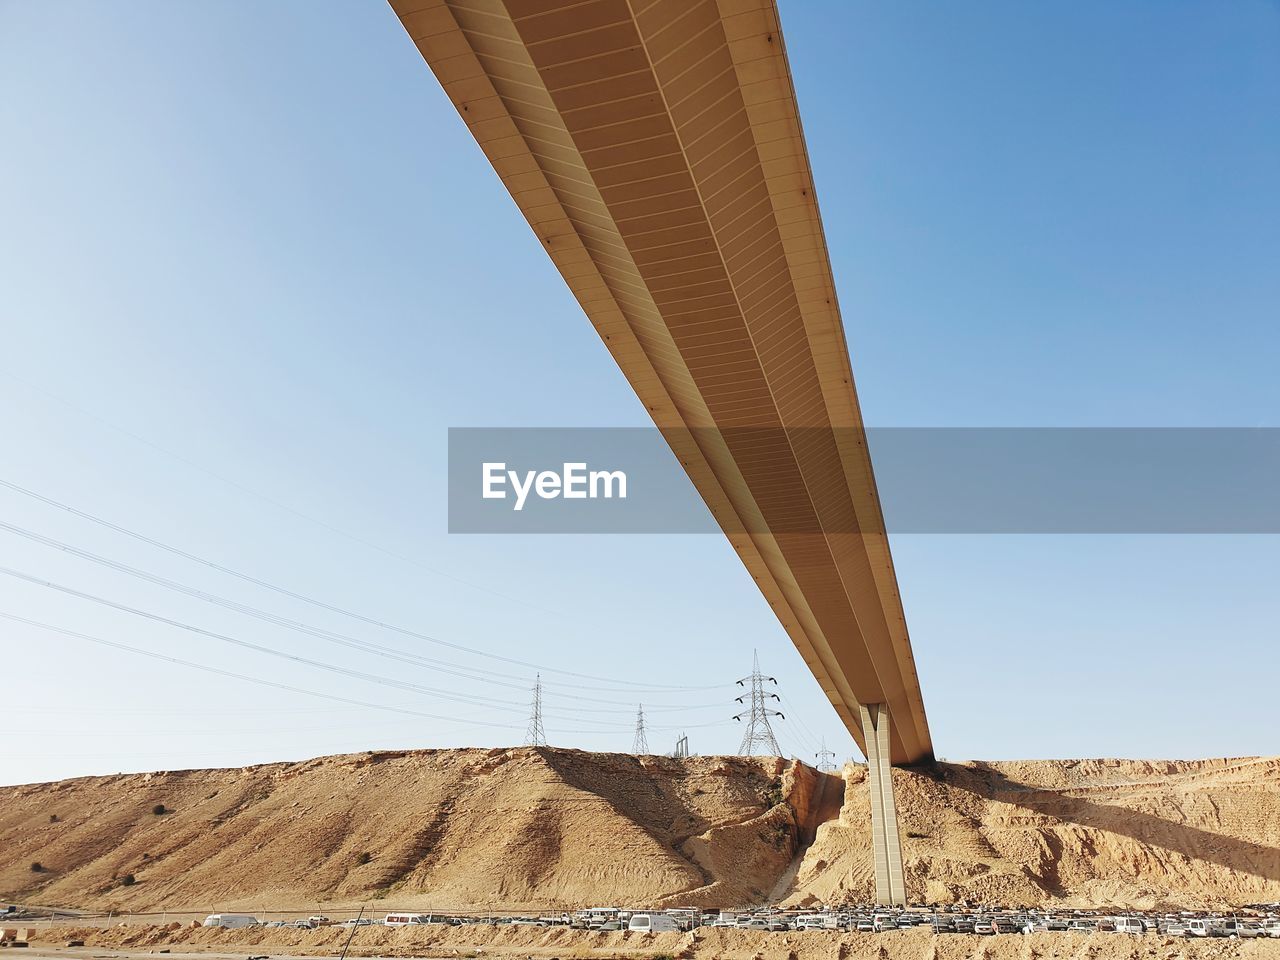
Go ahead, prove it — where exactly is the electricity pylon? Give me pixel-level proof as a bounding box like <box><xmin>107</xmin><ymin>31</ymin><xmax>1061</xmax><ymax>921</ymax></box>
<box><xmin>734</xmin><ymin>650</ymin><xmax>784</xmax><ymax>755</ymax></box>
<box><xmin>815</xmin><ymin>739</ymin><xmax>836</xmax><ymax>772</ymax></box>
<box><xmin>524</xmin><ymin>673</ymin><xmax>547</xmax><ymax>747</ymax></box>
<box><xmin>632</xmin><ymin>704</ymin><xmax>649</xmax><ymax>754</ymax></box>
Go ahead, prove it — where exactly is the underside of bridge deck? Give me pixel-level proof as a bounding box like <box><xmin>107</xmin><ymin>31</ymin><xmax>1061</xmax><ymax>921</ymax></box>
<box><xmin>392</xmin><ymin>0</ymin><xmax>933</xmax><ymax>765</ymax></box>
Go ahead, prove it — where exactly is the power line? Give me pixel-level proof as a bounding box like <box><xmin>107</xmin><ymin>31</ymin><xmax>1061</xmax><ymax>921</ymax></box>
<box><xmin>0</xmin><ymin>565</ymin><xmax>635</xmax><ymax>729</ymax></box>
<box><xmin>632</xmin><ymin>704</ymin><xmax>648</xmax><ymax>755</ymax></box>
<box><xmin>733</xmin><ymin>650</ymin><xmax>784</xmax><ymax>756</ymax></box>
<box><xmin>0</xmin><ymin>609</ymin><xmax>720</xmax><ymax>739</ymax></box>
<box><xmin>776</xmin><ymin>693</ymin><xmax>823</xmax><ymax>755</ymax></box>
<box><xmin>0</xmin><ymin>610</ymin><xmax>521</xmax><ymax>731</ymax></box>
<box><xmin>648</xmin><ymin>717</ymin><xmax>732</xmax><ymax>732</ymax></box>
<box><xmin>0</xmin><ymin>371</ymin><xmax>559</xmax><ymax>615</ymax></box>
<box><xmin>0</xmin><ymin>478</ymin><xmax>727</xmax><ymax>693</ymax></box>
<box><xmin>0</xmin><ymin>520</ymin><xmax>722</xmax><ymax>711</ymax></box>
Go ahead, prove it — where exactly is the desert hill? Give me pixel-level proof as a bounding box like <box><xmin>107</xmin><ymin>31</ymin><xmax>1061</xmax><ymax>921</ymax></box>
<box><xmin>809</xmin><ymin>757</ymin><xmax>1280</xmax><ymax>910</ymax></box>
<box><xmin>3</xmin><ymin>748</ymin><xmax>1278</xmax><ymax>912</ymax></box>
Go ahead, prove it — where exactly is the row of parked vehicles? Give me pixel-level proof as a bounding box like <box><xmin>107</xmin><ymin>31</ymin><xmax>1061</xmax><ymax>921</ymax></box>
<box><xmin>202</xmin><ymin>905</ymin><xmax>1280</xmax><ymax>938</ymax></box>
<box><xmin>201</xmin><ymin>910</ymin><xmax>683</xmax><ymax>932</ymax></box>
<box><xmin>694</xmin><ymin>906</ymin><xmax>1280</xmax><ymax>938</ymax></box>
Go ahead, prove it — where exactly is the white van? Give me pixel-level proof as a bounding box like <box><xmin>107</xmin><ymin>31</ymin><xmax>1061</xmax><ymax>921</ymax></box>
<box><xmin>628</xmin><ymin>913</ymin><xmax>680</xmax><ymax>933</ymax></box>
<box><xmin>384</xmin><ymin>913</ymin><xmax>441</xmax><ymax>926</ymax></box>
<box><xmin>1114</xmin><ymin>918</ymin><xmax>1145</xmax><ymax>935</ymax></box>
<box><xmin>202</xmin><ymin>914</ymin><xmax>259</xmax><ymax>929</ymax></box>
<box><xmin>1184</xmin><ymin>919</ymin><xmax>1214</xmax><ymax>938</ymax></box>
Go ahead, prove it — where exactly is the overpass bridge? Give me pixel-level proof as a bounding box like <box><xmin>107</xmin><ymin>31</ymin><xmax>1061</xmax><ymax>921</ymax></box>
<box><xmin>392</xmin><ymin>0</ymin><xmax>929</xmax><ymax>904</ymax></box>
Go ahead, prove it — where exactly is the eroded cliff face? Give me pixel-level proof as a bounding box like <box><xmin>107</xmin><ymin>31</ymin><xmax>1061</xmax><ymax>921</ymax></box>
<box><xmin>4</xmin><ymin>749</ymin><xmax>1277</xmax><ymax>912</ymax></box>
<box><xmin>782</xmin><ymin>757</ymin><xmax>1280</xmax><ymax>909</ymax></box>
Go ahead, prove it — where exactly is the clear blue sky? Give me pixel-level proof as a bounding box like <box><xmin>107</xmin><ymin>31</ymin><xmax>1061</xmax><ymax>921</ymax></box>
<box><xmin>1</xmin><ymin>1</ymin><xmax>1277</xmax><ymax>786</ymax></box>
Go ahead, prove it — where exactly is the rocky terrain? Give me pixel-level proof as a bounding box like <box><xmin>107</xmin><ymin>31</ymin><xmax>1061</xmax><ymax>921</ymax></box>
<box><xmin>805</xmin><ymin>757</ymin><xmax>1280</xmax><ymax>909</ymax></box>
<box><xmin>3</xmin><ymin>748</ymin><xmax>1278</xmax><ymax>912</ymax></box>
<box><xmin>15</xmin><ymin>923</ymin><xmax>1280</xmax><ymax>960</ymax></box>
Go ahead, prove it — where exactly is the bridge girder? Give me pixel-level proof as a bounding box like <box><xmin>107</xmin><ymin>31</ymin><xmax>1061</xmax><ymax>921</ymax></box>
<box><xmin>393</xmin><ymin>0</ymin><xmax>933</xmax><ymax>764</ymax></box>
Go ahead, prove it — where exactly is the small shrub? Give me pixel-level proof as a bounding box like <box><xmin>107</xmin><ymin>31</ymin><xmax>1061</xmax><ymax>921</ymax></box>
<box><xmin>30</xmin><ymin>861</ymin><xmax>44</xmax><ymax>872</ymax></box>
<box><xmin>49</xmin><ymin>814</ymin><xmax>59</xmax><ymax>823</ymax></box>
<box><xmin>357</xmin><ymin>851</ymin><xmax>373</xmax><ymax>865</ymax></box>
<box><xmin>765</xmin><ymin>777</ymin><xmax>784</xmax><ymax>807</ymax></box>
<box><xmin>121</xmin><ymin>874</ymin><xmax>136</xmax><ymax>886</ymax></box>
<box><xmin>152</xmin><ymin>804</ymin><xmax>167</xmax><ymax>816</ymax></box>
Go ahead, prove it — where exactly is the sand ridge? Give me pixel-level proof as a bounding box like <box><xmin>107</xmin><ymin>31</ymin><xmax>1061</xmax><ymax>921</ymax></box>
<box><xmin>4</xmin><ymin>748</ymin><xmax>1279</xmax><ymax>912</ymax></box>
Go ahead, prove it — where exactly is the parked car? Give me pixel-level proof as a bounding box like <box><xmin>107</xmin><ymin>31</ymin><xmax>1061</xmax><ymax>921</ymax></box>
<box><xmin>1223</xmin><ymin>921</ymin><xmax>1262</xmax><ymax>939</ymax></box>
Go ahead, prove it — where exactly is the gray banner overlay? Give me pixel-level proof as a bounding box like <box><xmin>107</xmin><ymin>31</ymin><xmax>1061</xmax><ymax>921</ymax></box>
<box><xmin>447</xmin><ymin>428</ymin><xmax>1280</xmax><ymax>534</ymax></box>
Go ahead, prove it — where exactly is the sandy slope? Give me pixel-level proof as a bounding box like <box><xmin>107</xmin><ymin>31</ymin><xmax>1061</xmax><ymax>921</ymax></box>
<box><xmin>783</xmin><ymin>757</ymin><xmax>1280</xmax><ymax>909</ymax></box>
<box><xmin>1</xmin><ymin>748</ymin><xmax>799</xmax><ymax>912</ymax></box>
<box><xmin>4</xmin><ymin>748</ymin><xmax>1279</xmax><ymax>912</ymax></box>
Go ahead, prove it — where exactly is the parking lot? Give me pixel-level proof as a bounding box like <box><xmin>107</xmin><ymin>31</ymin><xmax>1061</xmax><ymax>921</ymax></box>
<box><xmin>11</xmin><ymin>902</ymin><xmax>1280</xmax><ymax>942</ymax></box>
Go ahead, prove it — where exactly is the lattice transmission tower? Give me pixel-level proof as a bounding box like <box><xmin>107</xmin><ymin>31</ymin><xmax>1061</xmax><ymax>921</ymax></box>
<box><xmin>524</xmin><ymin>673</ymin><xmax>547</xmax><ymax>747</ymax></box>
<box><xmin>815</xmin><ymin>739</ymin><xmax>837</xmax><ymax>772</ymax></box>
<box><xmin>632</xmin><ymin>704</ymin><xmax>649</xmax><ymax>754</ymax></box>
<box><xmin>734</xmin><ymin>651</ymin><xmax>784</xmax><ymax>755</ymax></box>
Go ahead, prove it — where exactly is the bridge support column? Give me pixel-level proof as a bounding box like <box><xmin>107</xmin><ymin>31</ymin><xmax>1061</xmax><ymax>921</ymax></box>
<box><xmin>859</xmin><ymin>703</ymin><xmax>906</xmax><ymax>906</ymax></box>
